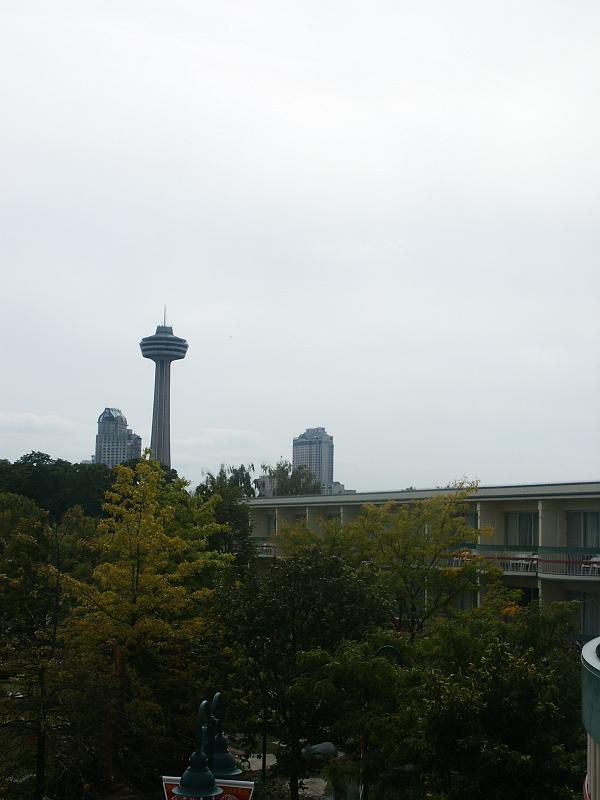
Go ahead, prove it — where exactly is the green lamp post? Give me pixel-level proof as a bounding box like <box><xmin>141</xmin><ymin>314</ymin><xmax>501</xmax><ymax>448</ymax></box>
<box><xmin>210</xmin><ymin>692</ymin><xmax>242</xmax><ymax>779</ymax></box>
<box><xmin>173</xmin><ymin>701</ymin><xmax>222</xmax><ymax>799</ymax></box>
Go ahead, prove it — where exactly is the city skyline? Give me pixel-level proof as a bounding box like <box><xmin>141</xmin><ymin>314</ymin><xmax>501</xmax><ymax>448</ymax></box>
<box><xmin>1</xmin><ymin>3</ymin><xmax>600</xmax><ymax>490</ymax></box>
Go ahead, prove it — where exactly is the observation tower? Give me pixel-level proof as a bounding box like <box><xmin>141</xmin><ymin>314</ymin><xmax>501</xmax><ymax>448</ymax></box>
<box><xmin>140</xmin><ymin>320</ymin><xmax>188</xmax><ymax>467</ymax></box>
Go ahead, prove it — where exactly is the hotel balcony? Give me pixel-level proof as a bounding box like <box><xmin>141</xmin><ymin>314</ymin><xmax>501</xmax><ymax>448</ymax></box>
<box><xmin>256</xmin><ymin>542</ymin><xmax>280</xmax><ymax>558</ymax></box>
<box><xmin>464</xmin><ymin>544</ymin><xmax>600</xmax><ymax>579</ymax></box>
<box><xmin>255</xmin><ymin>540</ymin><xmax>600</xmax><ymax>580</ymax></box>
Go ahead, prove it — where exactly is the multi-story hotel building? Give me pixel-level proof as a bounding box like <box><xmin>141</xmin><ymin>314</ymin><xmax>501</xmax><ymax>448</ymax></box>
<box><xmin>248</xmin><ymin>480</ymin><xmax>600</xmax><ymax>637</ymax></box>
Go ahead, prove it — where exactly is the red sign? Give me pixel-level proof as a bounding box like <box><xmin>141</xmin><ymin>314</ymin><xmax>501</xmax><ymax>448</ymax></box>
<box><xmin>162</xmin><ymin>776</ymin><xmax>255</xmax><ymax>800</ymax></box>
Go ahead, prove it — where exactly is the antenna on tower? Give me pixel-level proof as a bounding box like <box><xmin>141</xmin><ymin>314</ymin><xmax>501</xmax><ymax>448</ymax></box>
<box><xmin>163</xmin><ymin>305</ymin><xmax>167</xmax><ymax>326</ymax></box>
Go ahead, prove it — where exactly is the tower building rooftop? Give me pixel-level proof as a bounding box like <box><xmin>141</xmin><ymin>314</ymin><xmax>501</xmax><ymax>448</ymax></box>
<box><xmin>97</xmin><ymin>408</ymin><xmax>127</xmax><ymax>424</ymax></box>
<box><xmin>140</xmin><ymin>325</ymin><xmax>188</xmax><ymax>362</ymax></box>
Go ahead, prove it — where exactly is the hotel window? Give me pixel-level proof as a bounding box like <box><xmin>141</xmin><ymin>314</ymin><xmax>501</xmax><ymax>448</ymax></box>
<box><xmin>566</xmin><ymin>512</ymin><xmax>600</xmax><ymax>549</ymax></box>
<box><xmin>463</xmin><ymin>508</ymin><xmax>478</xmax><ymax>530</ymax></box>
<box><xmin>567</xmin><ymin>591</ymin><xmax>600</xmax><ymax>637</ymax></box>
<box><xmin>505</xmin><ymin>511</ymin><xmax>538</xmax><ymax>547</ymax></box>
<box><xmin>454</xmin><ymin>589</ymin><xmax>478</xmax><ymax>610</ymax></box>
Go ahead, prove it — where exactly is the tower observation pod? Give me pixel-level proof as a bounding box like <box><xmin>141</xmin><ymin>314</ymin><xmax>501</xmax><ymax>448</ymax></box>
<box><xmin>140</xmin><ymin>323</ymin><xmax>188</xmax><ymax>468</ymax></box>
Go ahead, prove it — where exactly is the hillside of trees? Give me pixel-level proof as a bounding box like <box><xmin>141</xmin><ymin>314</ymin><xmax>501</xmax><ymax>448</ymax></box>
<box><xmin>0</xmin><ymin>455</ymin><xmax>585</xmax><ymax>800</ymax></box>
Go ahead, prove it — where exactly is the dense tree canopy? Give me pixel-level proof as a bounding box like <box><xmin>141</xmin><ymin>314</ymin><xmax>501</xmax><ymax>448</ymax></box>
<box><xmin>195</xmin><ymin>464</ymin><xmax>255</xmax><ymax>561</ymax></box>
<box><xmin>61</xmin><ymin>459</ymin><xmax>231</xmax><ymax>789</ymax></box>
<box><xmin>258</xmin><ymin>459</ymin><xmax>322</xmax><ymax>496</ymax></box>
<box><xmin>202</xmin><ymin>547</ymin><xmax>389</xmax><ymax>800</ymax></box>
<box><xmin>0</xmin><ymin>458</ymin><xmax>231</xmax><ymax>798</ymax></box>
<box><xmin>0</xmin><ymin>465</ymin><xmax>586</xmax><ymax>800</ymax></box>
<box><xmin>0</xmin><ymin>452</ymin><xmax>113</xmax><ymax>518</ymax></box>
<box><xmin>362</xmin><ymin>598</ymin><xmax>584</xmax><ymax>800</ymax></box>
<box><xmin>280</xmin><ymin>483</ymin><xmax>499</xmax><ymax>636</ymax></box>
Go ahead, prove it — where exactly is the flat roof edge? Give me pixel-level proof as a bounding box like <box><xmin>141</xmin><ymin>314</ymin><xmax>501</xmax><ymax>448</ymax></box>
<box><xmin>247</xmin><ymin>479</ymin><xmax>600</xmax><ymax>505</ymax></box>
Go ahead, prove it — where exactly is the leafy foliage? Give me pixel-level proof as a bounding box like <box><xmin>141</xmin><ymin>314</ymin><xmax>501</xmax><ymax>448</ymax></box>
<box><xmin>202</xmin><ymin>548</ymin><xmax>389</xmax><ymax>800</ymax></box>
<box><xmin>0</xmin><ymin>493</ymin><xmax>73</xmax><ymax>798</ymax></box>
<box><xmin>281</xmin><ymin>482</ymin><xmax>499</xmax><ymax>637</ymax></box>
<box><xmin>0</xmin><ymin>467</ymin><xmax>588</xmax><ymax>800</ymax></box>
<box><xmin>308</xmin><ymin>599</ymin><xmax>583</xmax><ymax>800</ymax></box>
<box><xmin>0</xmin><ymin>452</ymin><xmax>113</xmax><ymax>519</ymax></box>
<box><xmin>258</xmin><ymin>459</ymin><xmax>322</xmax><ymax>496</ymax></box>
<box><xmin>195</xmin><ymin>464</ymin><xmax>256</xmax><ymax>562</ymax></box>
<box><xmin>61</xmin><ymin>458</ymin><xmax>231</xmax><ymax>789</ymax></box>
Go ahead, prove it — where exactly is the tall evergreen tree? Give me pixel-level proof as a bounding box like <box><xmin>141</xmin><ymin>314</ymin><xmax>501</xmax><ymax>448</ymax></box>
<box><xmin>60</xmin><ymin>458</ymin><xmax>232</xmax><ymax>792</ymax></box>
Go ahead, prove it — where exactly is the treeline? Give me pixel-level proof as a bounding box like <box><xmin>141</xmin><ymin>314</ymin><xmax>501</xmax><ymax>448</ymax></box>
<box><xmin>0</xmin><ymin>459</ymin><xmax>585</xmax><ymax>800</ymax></box>
<box><xmin>0</xmin><ymin>452</ymin><xmax>114</xmax><ymax>518</ymax></box>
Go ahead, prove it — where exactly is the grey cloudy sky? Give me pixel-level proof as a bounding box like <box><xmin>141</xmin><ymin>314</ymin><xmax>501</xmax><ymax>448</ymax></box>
<box><xmin>1</xmin><ymin>1</ymin><xmax>599</xmax><ymax>491</ymax></box>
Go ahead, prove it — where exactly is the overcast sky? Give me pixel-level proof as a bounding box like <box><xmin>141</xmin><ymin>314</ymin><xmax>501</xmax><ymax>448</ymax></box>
<box><xmin>1</xmin><ymin>1</ymin><xmax>599</xmax><ymax>491</ymax></box>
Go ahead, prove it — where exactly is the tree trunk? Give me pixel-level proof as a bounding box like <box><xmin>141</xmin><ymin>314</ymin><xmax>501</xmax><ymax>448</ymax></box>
<box><xmin>101</xmin><ymin>640</ymin><xmax>125</xmax><ymax>785</ymax></box>
<box><xmin>261</xmin><ymin>725</ymin><xmax>267</xmax><ymax>781</ymax></box>
<box><xmin>35</xmin><ymin>665</ymin><xmax>46</xmax><ymax>800</ymax></box>
<box><xmin>289</xmin><ymin>769</ymin><xmax>300</xmax><ymax>800</ymax></box>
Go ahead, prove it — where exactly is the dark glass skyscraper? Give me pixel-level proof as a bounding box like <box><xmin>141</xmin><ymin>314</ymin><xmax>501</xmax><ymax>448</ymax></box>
<box><xmin>140</xmin><ymin>323</ymin><xmax>188</xmax><ymax>468</ymax></box>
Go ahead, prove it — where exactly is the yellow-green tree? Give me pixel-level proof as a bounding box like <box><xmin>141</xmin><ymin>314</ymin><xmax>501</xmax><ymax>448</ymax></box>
<box><xmin>279</xmin><ymin>483</ymin><xmax>499</xmax><ymax>637</ymax></box>
<box><xmin>62</xmin><ymin>457</ymin><xmax>231</xmax><ymax>792</ymax></box>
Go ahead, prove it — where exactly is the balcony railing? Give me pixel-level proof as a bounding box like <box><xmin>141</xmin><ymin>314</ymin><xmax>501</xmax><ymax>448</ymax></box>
<box><xmin>462</xmin><ymin>543</ymin><xmax>538</xmax><ymax>573</ymax></box>
<box><xmin>537</xmin><ymin>546</ymin><xmax>600</xmax><ymax>578</ymax></box>
<box><xmin>460</xmin><ymin>543</ymin><xmax>600</xmax><ymax>578</ymax></box>
<box><xmin>254</xmin><ymin>539</ymin><xmax>600</xmax><ymax>577</ymax></box>
<box><xmin>256</xmin><ymin>542</ymin><xmax>280</xmax><ymax>558</ymax></box>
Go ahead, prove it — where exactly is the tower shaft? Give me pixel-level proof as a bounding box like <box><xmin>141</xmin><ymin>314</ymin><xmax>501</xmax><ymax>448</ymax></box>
<box><xmin>150</xmin><ymin>359</ymin><xmax>172</xmax><ymax>467</ymax></box>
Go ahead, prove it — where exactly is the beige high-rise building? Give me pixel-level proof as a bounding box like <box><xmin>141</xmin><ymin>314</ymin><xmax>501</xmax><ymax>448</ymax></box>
<box><xmin>94</xmin><ymin>408</ymin><xmax>142</xmax><ymax>468</ymax></box>
<box><xmin>292</xmin><ymin>427</ymin><xmax>334</xmax><ymax>494</ymax></box>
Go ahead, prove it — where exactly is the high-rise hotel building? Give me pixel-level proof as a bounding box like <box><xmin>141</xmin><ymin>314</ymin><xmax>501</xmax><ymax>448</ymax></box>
<box><xmin>94</xmin><ymin>408</ymin><xmax>142</xmax><ymax>468</ymax></box>
<box><xmin>292</xmin><ymin>427</ymin><xmax>334</xmax><ymax>495</ymax></box>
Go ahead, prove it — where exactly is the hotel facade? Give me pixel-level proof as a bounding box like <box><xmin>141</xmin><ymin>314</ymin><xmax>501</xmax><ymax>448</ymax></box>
<box><xmin>248</xmin><ymin>480</ymin><xmax>600</xmax><ymax>637</ymax></box>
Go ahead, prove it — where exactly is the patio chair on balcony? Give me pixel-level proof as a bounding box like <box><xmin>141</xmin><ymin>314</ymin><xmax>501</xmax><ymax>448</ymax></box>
<box><xmin>581</xmin><ymin>555</ymin><xmax>600</xmax><ymax>576</ymax></box>
<box><xmin>508</xmin><ymin>552</ymin><xmax>537</xmax><ymax>572</ymax></box>
<box><xmin>522</xmin><ymin>552</ymin><xmax>538</xmax><ymax>572</ymax></box>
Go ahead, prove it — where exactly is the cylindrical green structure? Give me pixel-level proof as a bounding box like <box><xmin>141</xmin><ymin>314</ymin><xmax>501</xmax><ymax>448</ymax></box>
<box><xmin>582</xmin><ymin>637</ymin><xmax>600</xmax><ymax>799</ymax></box>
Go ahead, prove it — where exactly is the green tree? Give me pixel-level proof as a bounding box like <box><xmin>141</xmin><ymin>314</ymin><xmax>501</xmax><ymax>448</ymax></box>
<box><xmin>61</xmin><ymin>457</ymin><xmax>232</xmax><ymax>792</ymax></box>
<box><xmin>280</xmin><ymin>483</ymin><xmax>499</xmax><ymax>638</ymax></box>
<box><xmin>203</xmin><ymin>548</ymin><xmax>389</xmax><ymax>800</ymax></box>
<box><xmin>273</xmin><ymin>489</ymin><xmax>584</xmax><ymax>797</ymax></box>
<box><xmin>316</xmin><ymin>596</ymin><xmax>583</xmax><ymax>800</ymax></box>
<box><xmin>0</xmin><ymin>493</ymin><xmax>69</xmax><ymax>799</ymax></box>
<box><xmin>392</xmin><ymin>599</ymin><xmax>582</xmax><ymax>799</ymax></box>
<box><xmin>195</xmin><ymin>465</ymin><xmax>255</xmax><ymax>562</ymax></box>
<box><xmin>259</xmin><ymin>459</ymin><xmax>321</xmax><ymax>496</ymax></box>
<box><xmin>0</xmin><ymin>452</ymin><xmax>113</xmax><ymax>519</ymax></box>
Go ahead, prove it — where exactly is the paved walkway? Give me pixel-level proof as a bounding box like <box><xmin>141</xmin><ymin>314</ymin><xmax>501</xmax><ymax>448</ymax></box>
<box><xmin>245</xmin><ymin>754</ymin><xmax>327</xmax><ymax>798</ymax></box>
